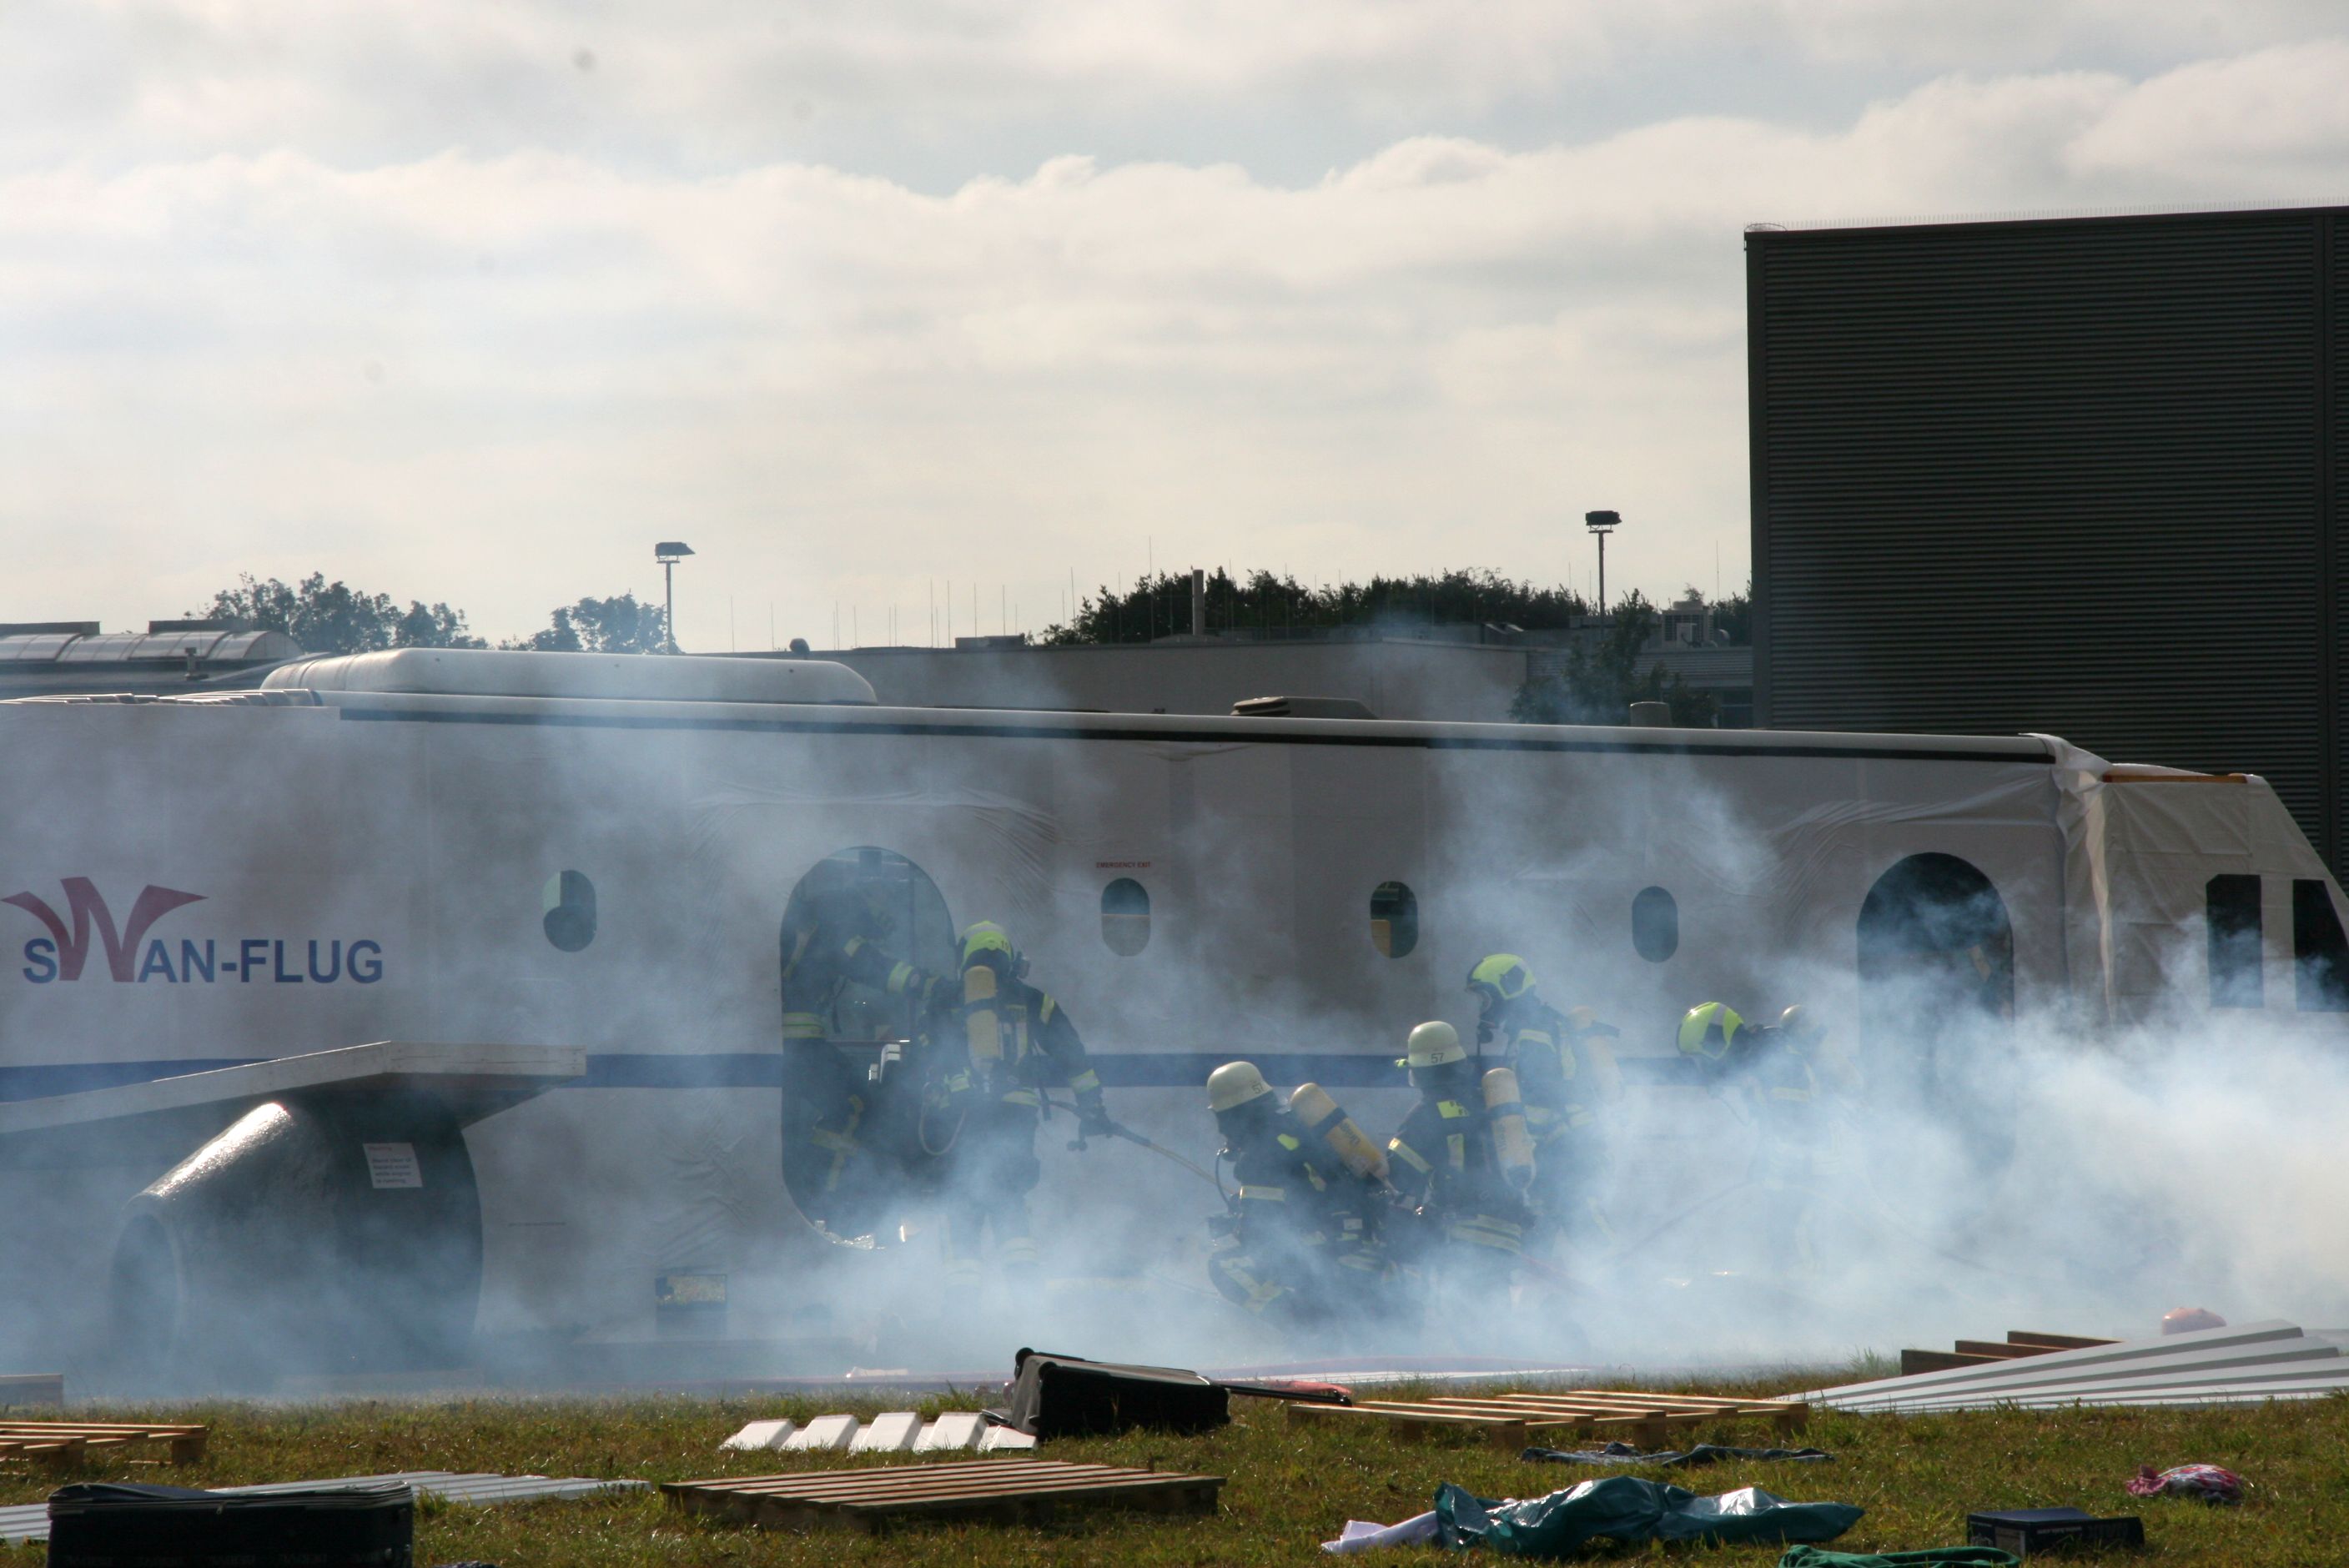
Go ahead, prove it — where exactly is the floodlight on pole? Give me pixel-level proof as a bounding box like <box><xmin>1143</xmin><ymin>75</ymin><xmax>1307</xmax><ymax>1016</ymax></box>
<box><xmin>1584</xmin><ymin>510</ymin><xmax>1620</xmax><ymax>618</ymax></box>
<box><xmin>655</xmin><ymin>541</ymin><xmax>694</xmax><ymax>653</ymax></box>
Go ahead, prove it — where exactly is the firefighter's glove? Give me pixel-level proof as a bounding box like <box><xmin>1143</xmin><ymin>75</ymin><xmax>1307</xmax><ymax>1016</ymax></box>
<box><xmin>1075</xmin><ymin>1093</ymin><xmax>1114</xmax><ymax>1138</ymax></box>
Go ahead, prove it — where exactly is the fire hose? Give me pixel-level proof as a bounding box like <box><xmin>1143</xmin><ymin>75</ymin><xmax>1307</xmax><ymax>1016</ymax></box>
<box><xmin>1045</xmin><ymin>1096</ymin><xmax>1222</xmax><ymax>1189</ymax></box>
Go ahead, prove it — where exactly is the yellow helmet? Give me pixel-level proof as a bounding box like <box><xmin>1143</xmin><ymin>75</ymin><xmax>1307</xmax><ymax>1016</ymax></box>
<box><xmin>958</xmin><ymin>921</ymin><xmax>1027</xmax><ymax>977</ymax></box>
<box><xmin>1677</xmin><ymin>1002</ymin><xmax>1744</xmax><ymax>1060</ymax></box>
<box><xmin>1206</xmin><ymin>1060</ymin><xmax>1275</xmax><ymax>1113</ymax></box>
<box><xmin>1467</xmin><ymin>953</ymin><xmax>1535</xmax><ymax>1008</ymax></box>
<box><xmin>1405</xmin><ymin>1019</ymin><xmax>1466</xmax><ymax>1070</ymax></box>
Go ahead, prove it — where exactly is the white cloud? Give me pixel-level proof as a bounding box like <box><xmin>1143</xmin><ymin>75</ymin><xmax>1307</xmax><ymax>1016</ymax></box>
<box><xmin>6</xmin><ymin>37</ymin><xmax>2349</xmax><ymax>643</ymax></box>
<box><xmin>4</xmin><ymin>1</ymin><xmax>2345</xmax><ymax>174</ymax></box>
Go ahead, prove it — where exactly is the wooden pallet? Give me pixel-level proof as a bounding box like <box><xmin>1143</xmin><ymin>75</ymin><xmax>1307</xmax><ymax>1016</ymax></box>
<box><xmin>663</xmin><ymin>1459</ymin><xmax>1224</xmax><ymax>1533</ymax></box>
<box><xmin>0</xmin><ymin>1376</ymin><xmax>63</xmax><ymax>1408</ymax></box>
<box><xmin>1899</xmin><ymin>1330</ymin><xmax>2115</xmax><ymax>1377</ymax></box>
<box><xmin>1287</xmin><ymin>1389</ymin><xmax>1808</xmax><ymax>1451</ymax></box>
<box><xmin>0</xmin><ymin>1421</ymin><xmax>209</xmax><ymax>1465</ymax></box>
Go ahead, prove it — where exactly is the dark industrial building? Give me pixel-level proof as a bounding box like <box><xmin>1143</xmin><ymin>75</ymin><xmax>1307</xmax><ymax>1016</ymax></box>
<box><xmin>1748</xmin><ymin>204</ymin><xmax>2349</xmax><ymax>876</ymax></box>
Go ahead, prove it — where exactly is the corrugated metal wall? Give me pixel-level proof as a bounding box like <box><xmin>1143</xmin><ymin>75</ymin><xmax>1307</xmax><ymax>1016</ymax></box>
<box><xmin>1750</xmin><ymin>206</ymin><xmax>2346</xmax><ymax>875</ymax></box>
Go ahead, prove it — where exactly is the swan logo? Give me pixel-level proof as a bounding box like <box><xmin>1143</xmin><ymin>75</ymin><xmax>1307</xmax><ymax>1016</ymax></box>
<box><xmin>7</xmin><ymin>878</ymin><xmax>383</xmax><ymax>985</ymax></box>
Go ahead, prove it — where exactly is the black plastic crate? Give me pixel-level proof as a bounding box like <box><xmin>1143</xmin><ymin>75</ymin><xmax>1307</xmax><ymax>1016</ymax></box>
<box><xmin>1968</xmin><ymin>1506</ymin><xmax>2145</xmax><ymax>1555</ymax></box>
<box><xmin>48</xmin><ymin>1480</ymin><xmax>414</xmax><ymax>1567</ymax></box>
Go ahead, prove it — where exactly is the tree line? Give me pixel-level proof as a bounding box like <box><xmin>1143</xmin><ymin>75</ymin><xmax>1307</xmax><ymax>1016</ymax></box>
<box><xmin>189</xmin><ymin>574</ymin><xmax>667</xmax><ymax>656</ymax></box>
<box><xmin>197</xmin><ymin>565</ymin><xmax>1749</xmax><ymax>728</ymax></box>
<box><xmin>1043</xmin><ymin>566</ymin><xmax>1750</xmax><ymax>727</ymax></box>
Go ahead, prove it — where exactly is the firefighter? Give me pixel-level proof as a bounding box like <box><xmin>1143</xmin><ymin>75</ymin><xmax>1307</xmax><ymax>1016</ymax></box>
<box><xmin>1386</xmin><ymin>1020</ymin><xmax>1534</xmax><ymax>1305</ymax></box>
<box><xmin>1466</xmin><ymin>955</ymin><xmax>1622</xmax><ymax>1250</ymax></box>
<box><xmin>937</xmin><ymin>921</ymin><xmax>1108</xmax><ymax>1288</ymax></box>
<box><xmin>1677</xmin><ymin>1002</ymin><xmax>1826</xmax><ymax>1275</ymax></box>
<box><xmin>777</xmin><ymin>864</ymin><xmax>943</xmax><ymax>1230</ymax></box>
<box><xmin>1201</xmin><ymin>1062</ymin><xmax>1385</xmax><ymax>1328</ymax></box>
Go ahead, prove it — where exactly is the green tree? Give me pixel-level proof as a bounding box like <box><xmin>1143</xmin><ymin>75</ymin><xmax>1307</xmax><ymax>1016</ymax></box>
<box><xmin>506</xmin><ymin>593</ymin><xmax>668</xmax><ymax>654</ymax></box>
<box><xmin>1510</xmin><ymin>590</ymin><xmax>1718</xmax><ymax>726</ymax></box>
<box><xmin>1042</xmin><ymin>567</ymin><xmax>1592</xmax><ymax>646</ymax></box>
<box><xmin>1713</xmin><ymin>580</ymin><xmax>1753</xmax><ymax>646</ymax></box>
<box><xmin>189</xmin><ymin>573</ymin><xmax>485</xmax><ymax>654</ymax></box>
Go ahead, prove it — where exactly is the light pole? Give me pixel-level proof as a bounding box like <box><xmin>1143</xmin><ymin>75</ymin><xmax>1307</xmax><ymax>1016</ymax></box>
<box><xmin>1584</xmin><ymin>510</ymin><xmax>1619</xmax><ymax>618</ymax></box>
<box><xmin>655</xmin><ymin>540</ymin><xmax>694</xmax><ymax>653</ymax></box>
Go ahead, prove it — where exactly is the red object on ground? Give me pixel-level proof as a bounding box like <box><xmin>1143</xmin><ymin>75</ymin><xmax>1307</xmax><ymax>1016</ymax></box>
<box><xmin>2160</xmin><ymin>1307</ymin><xmax>2226</xmax><ymax>1334</ymax></box>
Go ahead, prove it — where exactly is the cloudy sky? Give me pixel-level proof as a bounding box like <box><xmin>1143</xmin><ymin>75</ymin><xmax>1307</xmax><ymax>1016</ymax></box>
<box><xmin>5</xmin><ymin>3</ymin><xmax>2347</xmax><ymax>649</ymax></box>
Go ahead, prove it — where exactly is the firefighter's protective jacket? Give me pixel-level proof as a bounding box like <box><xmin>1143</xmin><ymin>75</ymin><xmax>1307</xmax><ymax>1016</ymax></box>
<box><xmin>778</xmin><ymin>887</ymin><xmax>931</xmax><ymax>1041</ymax></box>
<box><xmin>1386</xmin><ymin>1092</ymin><xmax>1532</xmax><ymax>1255</ymax></box>
<box><xmin>950</xmin><ymin>972</ymin><xmax>1103</xmax><ymax>1113</ymax></box>
<box><xmin>1211</xmin><ymin>1118</ymin><xmax>1379</xmax><ymax>1314</ymax></box>
<box><xmin>1718</xmin><ymin>1027</ymin><xmax>1821</xmax><ymax>1138</ymax></box>
<box><xmin>1480</xmin><ymin>995</ymin><xmax>1622</xmax><ymax>1149</ymax></box>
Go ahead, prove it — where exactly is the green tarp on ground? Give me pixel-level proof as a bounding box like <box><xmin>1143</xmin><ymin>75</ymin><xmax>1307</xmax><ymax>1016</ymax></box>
<box><xmin>1779</xmin><ymin>1549</ymin><xmax>2020</xmax><ymax>1568</ymax></box>
<box><xmin>1434</xmin><ymin>1475</ymin><xmax>1864</xmax><ymax>1557</ymax></box>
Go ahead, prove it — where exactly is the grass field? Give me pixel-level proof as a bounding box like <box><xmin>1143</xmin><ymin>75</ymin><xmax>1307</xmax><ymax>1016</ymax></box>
<box><xmin>5</xmin><ymin>1376</ymin><xmax>2344</xmax><ymax>1564</ymax></box>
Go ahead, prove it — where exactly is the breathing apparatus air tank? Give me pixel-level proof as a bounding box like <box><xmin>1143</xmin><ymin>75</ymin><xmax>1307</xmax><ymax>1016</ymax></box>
<box><xmin>1481</xmin><ymin>1067</ymin><xmax>1537</xmax><ymax>1191</ymax></box>
<box><xmin>1287</xmin><ymin>1083</ymin><xmax>1391</xmax><ymax>1186</ymax></box>
<box><xmin>963</xmin><ymin>963</ymin><xmax>1003</xmax><ymax>1065</ymax></box>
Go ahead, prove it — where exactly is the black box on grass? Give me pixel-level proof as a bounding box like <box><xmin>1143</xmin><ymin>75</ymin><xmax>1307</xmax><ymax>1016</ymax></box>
<box><xmin>1967</xmin><ymin>1506</ymin><xmax>2145</xmax><ymax>1555</ymax></box>
<box><xmin>1004</xmin><ymin>1348</ymin><xmax>1230</xmax><ymax>1438</ymax></box>
<box><xmin>48</xmin><ymin>1480</ymin><xmax>414</xmax><ymax>1567</ymax></box>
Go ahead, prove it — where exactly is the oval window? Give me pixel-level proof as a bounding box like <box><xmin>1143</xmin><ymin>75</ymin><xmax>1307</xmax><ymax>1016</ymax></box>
<box><xmin>542</xmin><ymin>870</ymin><xmax>596</xmax><ymax>952</ymax></box>
<box><xmin>1632</xmin><ymin>885</ymin><xmax>1677</xmax><ymax>962</ymax></box>
<box><xmin>1371</xmin><ymin>881</ymin><xmax>1419</xmax><ymax>959</ymax></box>
<box><xmin>1101</xmin><ymin>877</ymin><xmax>1150</xmax><ymax>956</ymax></box>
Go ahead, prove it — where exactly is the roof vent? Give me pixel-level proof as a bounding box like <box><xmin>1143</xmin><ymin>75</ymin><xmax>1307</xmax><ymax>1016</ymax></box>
<box><xmin>1231</xmin><ymin>695</ymin><xmax>1378</xmax><ymax>721</ymax></box>
<box><xmin>261</xmin><ymin>647</ymin><xmax>877</xmax><ymax>705</ymax></box>
<box><xmin>1627</xmin><ymin>701</ymin><xmax>1672</xmax><ymax>727</ymax></box>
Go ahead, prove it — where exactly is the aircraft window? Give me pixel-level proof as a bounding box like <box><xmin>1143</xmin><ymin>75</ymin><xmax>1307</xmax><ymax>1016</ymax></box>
<box><xmin>1632</xmin><ymin>886</ymin><xmax>1677</xmax><ymax>962</ymax></box>
<box><xmin>2206</xmin><ymin>874</ymin><xmax>2262</xmax><ymax>1008</ymax></box>
<box><xmin>1100</xmin><ymin>877</ymin><xmax>1150</xmax><ymax>956</ymax></box>
<box><xmin>1371</xmin><ymin>881</ymin><xmax>1418</xmax><ymax>958</ymax></box>
<box><xmin>2291</xmin><ymin>878</ymin><xmax>2349</xmax><ymax>1012</ymax></box>
<box><xmin>541</xmin><ymin>870</ymin><xmax>596</xmax><ymax>952</ymax></box>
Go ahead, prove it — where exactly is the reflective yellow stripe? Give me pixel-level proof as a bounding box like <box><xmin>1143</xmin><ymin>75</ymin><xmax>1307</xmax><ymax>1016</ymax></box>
<box><xmin>1000</xmin><ymin>1237</ymin><xmax>1039</xmax><ymax>1265</ymax></box>
<box><xmin>782</xmin><ymin>1013</ymin><xmax>825</xmax><ymax>1039</ymax></box>
<box><xmin>1239</xmin><ymin>1184</ymin><xmax>1286</xmax><ymax>1201</ymax></box>
<box><xmin>943</xmin><ymin>1073</ymin><xmax>970</xmax><ymax>1092</ymax></box>
<box><xmin>843</xmin><ymin>937</ymin><xmax>866</xmax><ymax>957</ymax></box>
<box><xmin>1437</xmin><ymin>1100</ymin><xmax>1470</xmax><ymax>1118</ymax></box>
<box><xmin>1068</xmin><ymin>1069</ymin><xmax>1099</xmax><ymax>1092</ymax></box>
<box><xmin>1212</xmin><ymin>1255</ymin><xmax>1285</xmax><ymax>1310</ymax></box>
<box><xmin>1389</xmin><ymin>1140</ymin><xmax>1432</xmax><ymax>1175</ymax></box>
<box><xmin>1446</xmin><ymin>1133</ymin><xmax>1465</xmax><ymax>1168</ymax></box>
<box><xmin>1000</xmin><ymin>1088</ymin><xmax>1039</xmax><ymax>1107</ymax></box>
<box><xmin>887</xmin><ymin>962</ymin><xmax>915</xmax><ymax>993</ymax></box>
<box><xmin>1275</xmin><ymin>1133</ymin><xmax>1301</xmax><ymax>1151</ymax></box>
<box><xmin>1455</xmin><ymin>1214</ymin><xmax>1525</xmax><ymax>1251</ymax></box>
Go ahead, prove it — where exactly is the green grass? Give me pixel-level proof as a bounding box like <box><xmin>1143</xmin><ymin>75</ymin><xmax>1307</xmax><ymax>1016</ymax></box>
<box><xmin>5</xmin><ymin>1377</ymin><xmax>2345</xmax><ymax>1565</ymax></box>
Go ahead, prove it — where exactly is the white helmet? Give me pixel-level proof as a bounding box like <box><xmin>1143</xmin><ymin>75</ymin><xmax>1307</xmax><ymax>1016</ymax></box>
<box><xmin>1405</xmin><ymin>1020</ymin><xmax>1466</xmax><ymax>1070</ymax></box>
<box><xmin>1206</xmin><ymin>1060</ymin><xmax>1275</xmax><ymax>1113</ymax></box>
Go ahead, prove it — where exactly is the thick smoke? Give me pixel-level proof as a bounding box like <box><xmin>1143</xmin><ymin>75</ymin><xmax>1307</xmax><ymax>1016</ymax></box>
<box><xmin>3</xmin><ymin>649</ymin><xmax>2347</xmax><ymax>1393</ymax></box>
